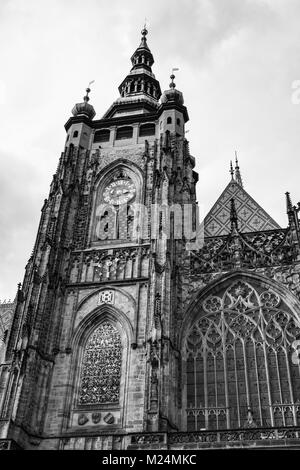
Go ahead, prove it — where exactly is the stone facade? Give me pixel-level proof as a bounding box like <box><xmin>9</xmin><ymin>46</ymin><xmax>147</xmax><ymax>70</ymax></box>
<box><xmin>0</xmin><ymin>300</ymin><xmax>15</xmax><ymax>365</ymax></box>
<box><xmin>1</xmin><ymin>29</ymin><xmax>300</xmax><ymax>450</ymax></box>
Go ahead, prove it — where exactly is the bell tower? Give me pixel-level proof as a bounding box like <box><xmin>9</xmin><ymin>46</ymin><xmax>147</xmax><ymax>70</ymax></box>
<box><xmin>0</xmin><ymin>28</ymin><xmax>198</xmax><ymax>450</ymax></box>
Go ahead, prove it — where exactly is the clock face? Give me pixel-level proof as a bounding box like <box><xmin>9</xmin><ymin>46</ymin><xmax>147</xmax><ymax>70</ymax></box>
<box><xmin>103</xmin><ymin>179</ymin><xmax>136</xmax><ymax>205</ymax></box>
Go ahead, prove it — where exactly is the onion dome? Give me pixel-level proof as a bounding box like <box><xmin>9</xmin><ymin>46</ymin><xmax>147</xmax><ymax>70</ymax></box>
<box><xmin>72</xmin><ymin>87</ymin><xmax>96</xmax><ymax>120</ymax></box>
<box><xmin>161</xmin><ymin>73</ymin><xmax>184</xmax><ymax>105</ymax></box>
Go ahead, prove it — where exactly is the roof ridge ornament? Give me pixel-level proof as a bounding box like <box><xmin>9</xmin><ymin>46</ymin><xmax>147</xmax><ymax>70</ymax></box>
<box><xmin>230</xmin><ymin>160</ymin><xmax>234</xmax><ymax>180</ymax></box>
<box><xmin>234</xmin><ymin>150</ymin><xmax>243</xmax><ymax>187</ymax></box>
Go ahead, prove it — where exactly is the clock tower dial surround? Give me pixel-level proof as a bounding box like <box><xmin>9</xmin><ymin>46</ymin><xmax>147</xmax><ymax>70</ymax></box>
<box><xmin>103</xmin><ymin>178</ymin><xmax>136</xmax><ymax>206</ymax></box>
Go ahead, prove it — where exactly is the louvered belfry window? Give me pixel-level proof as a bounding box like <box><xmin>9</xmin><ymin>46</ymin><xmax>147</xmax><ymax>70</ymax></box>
<box><xmin>185</xmin><ymin>280</ymin><xmax>300</xmax><ymax>430</ymax></box>
<box><xmin>79</xmin><ymin>322</ymin><xmax>122</xmax><ymax>405</ymax></box>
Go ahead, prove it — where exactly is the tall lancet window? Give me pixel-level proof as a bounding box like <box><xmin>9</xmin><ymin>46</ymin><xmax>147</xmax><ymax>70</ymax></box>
<box><xmin>78</xmin><ymin>322</ymin><xmax>122</xmax><ymax>405</ymax></box>
<box><xmin>185</xmin><ymin>280</ymin><xmax>300</xmax><ymax>431</ymax></box>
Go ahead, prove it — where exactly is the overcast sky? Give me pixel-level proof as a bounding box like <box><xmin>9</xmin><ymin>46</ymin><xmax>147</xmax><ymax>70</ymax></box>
<box><xmin>1</xmin><ymin>0</ymin><xmax>300</xmax><ymax>300</ymax></box>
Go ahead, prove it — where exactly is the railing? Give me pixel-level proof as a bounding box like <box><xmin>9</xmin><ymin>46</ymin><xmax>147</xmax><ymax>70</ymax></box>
<box><xmin>130</xmin><ymin>426</ymin><xmax>300</xmax><ymax>449</ymax></box>
<box><xmin>2</xmin><ymin>426</ymin><xmax>300</xmax><ymax>450</ymax></box>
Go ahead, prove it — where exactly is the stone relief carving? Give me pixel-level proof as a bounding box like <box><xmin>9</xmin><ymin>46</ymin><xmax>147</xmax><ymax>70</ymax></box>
<box><xmin>98</xmin><ymin>290</ymin><xmax>115</xmax><ymax>305</ymax></box>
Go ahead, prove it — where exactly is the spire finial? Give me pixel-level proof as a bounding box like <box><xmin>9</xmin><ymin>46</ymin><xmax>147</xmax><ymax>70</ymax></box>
<box><xmin>83</xmin><ymin>80</ymin><xmax>95</xmax><ymax>103</ymax></box>
<box><xmin>169</xmin><ymin>68</ymin><xmax>179</xmax><ymax>89</ymax></box>
<box><xmin>141</xmin><ymin>21</ymin><xmax>148</xmax><ymax>45</ymax></box>
<box><xmin>230</xmin><ymin>160</ymin><xmax>234</xmax><ymax>180</ymax></box>
<box><xmin>142</xmin><ymin>17</ymin><xmax>148</xmax><ymax>34</ymax></box>
<box><xmin>234</xmin><ymin>150</ymin><xmax>243</xmax><ymax>187</ymax></box>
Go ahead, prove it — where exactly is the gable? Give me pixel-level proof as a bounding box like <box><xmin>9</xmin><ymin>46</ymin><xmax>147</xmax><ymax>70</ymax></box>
<box><xmin>204</xmin><ymin>181</ymin><xmax>281</xmax><ymax>237</ymax></box>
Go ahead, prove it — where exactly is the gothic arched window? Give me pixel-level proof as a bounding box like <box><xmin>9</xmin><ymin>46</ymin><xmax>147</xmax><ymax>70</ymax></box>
<box><xmin>185</xmin><ymin>280</ymin><xmax>300</xmax><ymax>431</ymax></box>
<box><xmin>78</xmin><ymin>322</ymin><xmax>122</xmax><ymax>405</ymax></box>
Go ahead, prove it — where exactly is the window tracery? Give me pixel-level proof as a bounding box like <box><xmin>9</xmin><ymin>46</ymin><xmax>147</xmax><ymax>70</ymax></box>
<box><xmin>185</xmin><ymin>280</ymin><xmax>300</xmax><ymax>431</ymax></box>
<box><xmin>78</xmin><ymin>322</ymin><xmax>122</xmax><ymax>405</ymax></box>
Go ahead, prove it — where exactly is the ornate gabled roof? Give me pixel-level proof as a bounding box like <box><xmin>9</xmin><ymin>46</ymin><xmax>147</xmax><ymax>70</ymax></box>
<box><xmin>204</xmin><ymin>161</ymin><xmax>281</xmax><ymax>237</ymax></box>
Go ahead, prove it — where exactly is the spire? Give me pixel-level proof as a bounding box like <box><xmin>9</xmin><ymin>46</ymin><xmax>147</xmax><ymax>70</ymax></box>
<box><xmin>285</xmin><ymin>191</ymin><xmax>299</xmax><ymax>228</ymax></box>
<box><xmin>138</xmin><ymin>24</ymin><xmax>150</xmax><ymax>50</ymax></box>
<box><xmin>234</xmin><ymin>151</ymin><xmax>243</xmax><ymax>187</ymax></box>
<box><xmin>103</xmin><ymin>27</ymin><xmax>162</xmax><ymax>118</ymax></box>
<box><xmin>117</xmin><ymin>27</ymin><xmax>161</xmax><ymax>101</ymax></box>
<box><xmin>16</xmin><ymin>282</ymin><xmax>24</xmax><ymax>303</ymax></box>
<box><xmin>286</xmin><ymin>191</ymin><xmax>293</xmax><ymax>214</ymax></box>
<box><xmin>230</xmin><ymin>197</ymin><xmax>239</xmax><ymax>230</ymax></box>
<box><xmin>230</xmin><ymin>160</ymin><xmax>234</xmax><ymax>180</ymax></box>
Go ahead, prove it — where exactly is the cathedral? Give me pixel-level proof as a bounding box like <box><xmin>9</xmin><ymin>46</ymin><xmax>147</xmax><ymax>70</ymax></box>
<box><xmin>1</xmin><ymin>28</ymin><xmax>300</xmax><ymax>450</ymax></box>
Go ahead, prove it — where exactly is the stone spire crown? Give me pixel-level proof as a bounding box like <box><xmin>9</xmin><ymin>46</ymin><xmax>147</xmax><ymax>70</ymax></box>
<box><xmin>117</xmin><ymin>27</ymin><xmax>161</xmax><ymax>102</ymax></box>
<box><xmin>130</xmin><ymin>26</ymin><xmax>154</xmax><ymax>71</ymax></box>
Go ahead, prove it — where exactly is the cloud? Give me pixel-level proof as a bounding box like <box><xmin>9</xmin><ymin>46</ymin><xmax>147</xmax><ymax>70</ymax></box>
<box><xmin>1</xmin><ymin>0</ymin><xmax>300</xmax><ymax>297</ymax></box>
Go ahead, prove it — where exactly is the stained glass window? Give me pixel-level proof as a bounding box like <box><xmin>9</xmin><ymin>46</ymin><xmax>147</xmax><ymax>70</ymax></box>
<box><xmin>79</xmin><ymin>322</ymin><xmax>122</xmax><ymax>405</ymax></box>
<box><xmin>185</xmin><ymin>281</ymin><xmax>300</xmax><ymax>430</ymax></box>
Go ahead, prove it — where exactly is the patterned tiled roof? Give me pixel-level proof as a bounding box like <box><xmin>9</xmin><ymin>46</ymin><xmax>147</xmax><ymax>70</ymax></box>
<box><xmin>204</xmin><ymin>180</ymin><xmax>280</xmax><ymax>237</ymax></box>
